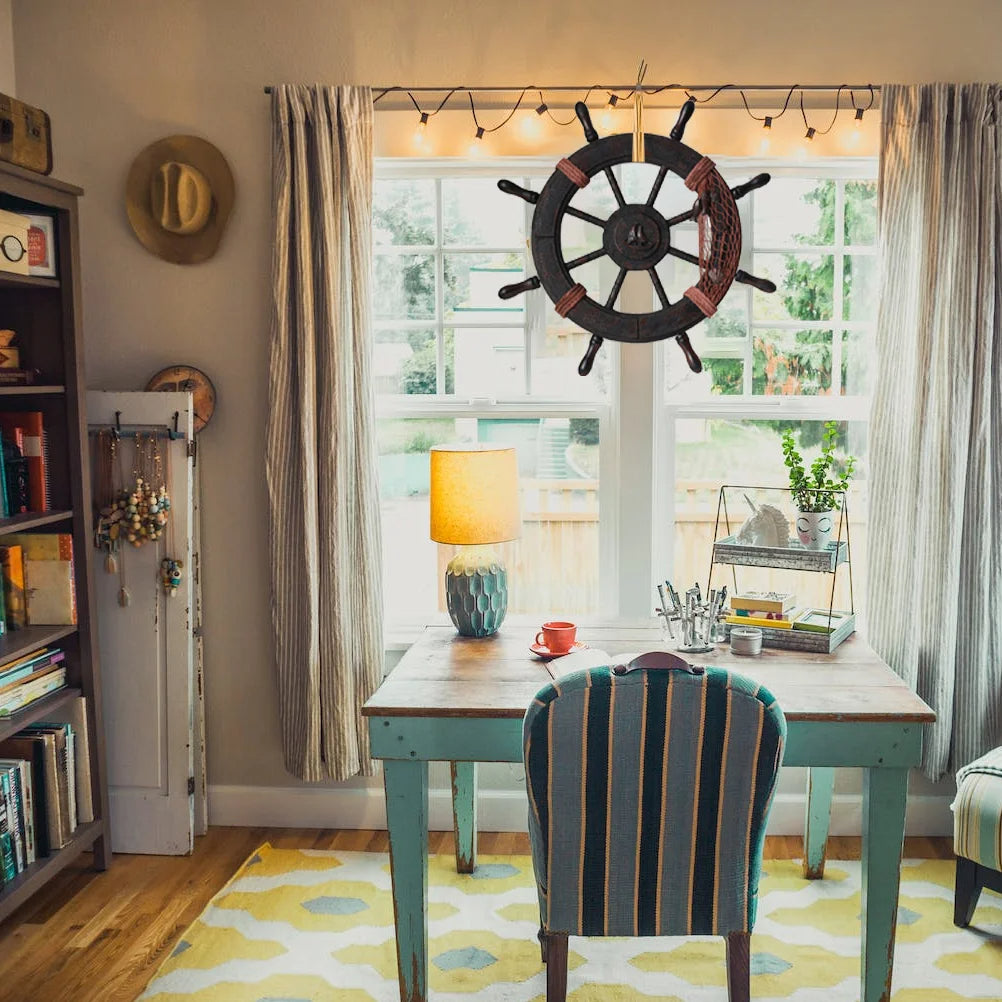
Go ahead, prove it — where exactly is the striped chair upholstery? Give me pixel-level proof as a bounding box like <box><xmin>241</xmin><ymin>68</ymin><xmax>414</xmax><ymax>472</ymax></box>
<box><xmin>953</xmin><ymin>746</ymin><xmax>1002</xmax><ymax>926</ymax></box>
<box><xmin>523</xmin><ymin>655</ymin><xmax>786</xmax><ymax>946</ymax></box>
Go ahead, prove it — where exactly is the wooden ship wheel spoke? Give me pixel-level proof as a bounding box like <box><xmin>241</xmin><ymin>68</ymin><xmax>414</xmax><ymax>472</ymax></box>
<box><xmin>498</xmin><ymin>100</ymin><xmax>778</xmax><ymax>376</ymax></box>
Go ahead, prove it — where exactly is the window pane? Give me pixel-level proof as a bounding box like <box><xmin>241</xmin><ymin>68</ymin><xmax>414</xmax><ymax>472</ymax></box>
<box><xmin>672</xmin><ymin>418</ymin><xmax>868</xmax><ymax>612</ymax></box>
<box><xmin>374</xmin><ymin>327</ymin><xmax>437</xmax><ymax>395</ymax></box>
<box><xmin>753</xmin><ymin>179</ymin><xmax>835</xmax><ymax>247</ymax></box>
<box><xmin>753</xmin><ymin>252</ymin><xmax>834</xmax><ymax>322</ymax></box>
<box><xmin>374</xmin><ymin>253</ymin><xmax>435</xmax><ymax>320</ymax></box>
<box><xmin>702</xmin><ymin>358</ymin><xmax>744</xmax><ymax>395</ymax></box>
<box><xmin>844</xmin><ymin>254</ymin><xmax>878</xmax><ymax>321</ymax></box>
<box><xmin>373</xmin><ymin>179</ymin><xmax>435</xmax><ymax>246</ymax></box>
<box><xmin>535</xmin><ymin>264</ymin><xmax>614</xmax><ymax>399</ymax></box>
<box><xmin>841</xmin><ymin>327</ymin><xmax>874</xmax><ymax>396</ymax></box>
<box><xmin>452</xmin><ymin>326</ymin><xmax>524</xmax><ymax>397</ymax></box>
<box><xmin>379</xmin><ymin>417</ymin><xmax>602</xmax><ymax>622</ymax></box>
<box><xmin>752</xmin><ymin>329</ymin><xmax>833</xmax><ymax>395</ymax></box>
<box><xmin>844</xmin><ymin>180</ymin><xmax>878</xmax><ymax>245</ymax></box>
<box><xmin>445</xmin><ymin>253</ymin><xmax>525</xmax><ymax>324</ymax></box>
<box><xmin>443</xmin><ymin>178</ymin><xmax>524</xmax><ymax>246</ymax></box>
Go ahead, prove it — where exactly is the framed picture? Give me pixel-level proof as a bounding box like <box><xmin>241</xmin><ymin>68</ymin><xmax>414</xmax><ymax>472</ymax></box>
<box><xmin>25</xmin><ymin>213</ymin><xmax>56</xmax><ymax>278</ymax></box>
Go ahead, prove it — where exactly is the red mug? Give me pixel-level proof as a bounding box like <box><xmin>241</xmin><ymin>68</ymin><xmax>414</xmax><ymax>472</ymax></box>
<box><xmin>536</xmin><ymin>621</ymin><xmax>576</xmax><ymax>654</ymax></box>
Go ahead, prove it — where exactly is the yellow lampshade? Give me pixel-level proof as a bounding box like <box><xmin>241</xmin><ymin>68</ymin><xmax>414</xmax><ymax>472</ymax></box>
<box><xmin>429</xmin><ymin>445</ymin><xmax>521</xmax><ymax>545</ymax></box>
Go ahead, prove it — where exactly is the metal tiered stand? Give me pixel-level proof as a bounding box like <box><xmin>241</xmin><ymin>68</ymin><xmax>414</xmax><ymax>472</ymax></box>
<box><xmin>707</xmin><ymin>485</ymin><xmax>855</xmax><ymax>653</ymax></box>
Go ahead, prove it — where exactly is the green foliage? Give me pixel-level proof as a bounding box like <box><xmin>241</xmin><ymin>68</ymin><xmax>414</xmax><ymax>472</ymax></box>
<box><xmin>569</xmin><ymin>418</ymin><xmax>599</xmax><ymax>445</ymax></box>
<box><xmin>400</xmin><ymin>330</ymin><xmax>455</xmax><ymax>395</ymax></box>
<box><xmin>781</xmin><ymin>420</ymin><xmax>856</xmax><ymax>511</ymax></box>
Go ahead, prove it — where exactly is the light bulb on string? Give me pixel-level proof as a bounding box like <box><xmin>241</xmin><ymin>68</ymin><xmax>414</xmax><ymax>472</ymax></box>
<box><xmin>758</xmin><ymin>116</ymin><xmax>773</xmax><ymax>153</ymax></box>
<box><xmin>600</xmin><ymin>93</ymin><xmax>619</xmax><ymax>130</ymax></box>
<box><xmin>468</xmin><ymin>125</ymin><xmax>486</xmax><ymax>157</ymax></box>
<box><xmin>854</xmin><ymin>107</ymin><xmax>864</xmax><ymax>128</ymax></box>
<box><xmin>412</xmin><ymin>112</ymin><xmax>430</xmax><ymax>148</ymax></box>
<box><xmin>520</xmin><ymin>103</ymin><xmax>546</xmax><ymax>140</ymax></box>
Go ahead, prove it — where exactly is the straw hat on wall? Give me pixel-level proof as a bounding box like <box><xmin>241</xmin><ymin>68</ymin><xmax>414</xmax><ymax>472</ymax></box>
<box><xmin>125</xmin><ymin>135</ymin><xmax>235</xmax><ymax>264</ymax></box>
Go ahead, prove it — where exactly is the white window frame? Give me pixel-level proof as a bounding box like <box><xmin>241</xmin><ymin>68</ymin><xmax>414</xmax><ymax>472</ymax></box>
<box><xmin>374</xmin><ymin>156</ymin><xmax>877</xmax><ymax>625</ymax></box>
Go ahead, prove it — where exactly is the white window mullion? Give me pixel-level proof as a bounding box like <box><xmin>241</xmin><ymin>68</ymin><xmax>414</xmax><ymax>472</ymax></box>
<box><xmin>434</xmin><ymin>177</ymin><xmax>445</xmax><ymax>393</ymax></box>
<box><xmin>831</xmin><ymin>179</ymin><xmax>846</xmax><ymax>395</ymax></box>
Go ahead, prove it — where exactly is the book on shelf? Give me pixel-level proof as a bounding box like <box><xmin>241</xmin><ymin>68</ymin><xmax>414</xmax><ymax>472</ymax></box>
<box><xmin>3</xmin><ymin>534</ymin><xmax>76</xmax><ymax>626</ymax></box>
<box><xmin>0</xmin><ymin>665</ymin><xmax>66</xmax><ymax>716</ymax></box>
<box><xmin>43</xmin><ymin>696</ymin><xmax>92</xmax><ymax>824</ymax></box>
<box><xmin>22</xmin><ymin>723</ymin><xmax>74</xmax><ymax>841</ymax></box>
<box><xmin>0</xmin><ymin>648</ymin><xmax>63</xmax><ymax>690</ymax></box>
<box><xmin>0</xmin><ymin>432</ymin><xmax>28</xmax><ymax>516</ymax></box>
<box><xmin>0</xmin><ymin>413</ymin><xmax>47</xmax><ymax>512</ymax></box>
<box><xmin>729</xmin><ymin>591</ymin><xmax>796</xmax><ymax>614</ymax></box>
<box><xmin>0</xmin><ymin>370</ymin><xmax>39</xmax><ymax>387</ymax></box>
<box><xmin>0</xmin><ymin>545</ymin><xmax>25</xmax><ymax>630</ymax></box>
<box><xmin>0</xmin><ymin>765</ymin><xmax>24</xmax><ymax>874</ymax></box>
<box><xmin>724</xmin><ymin>610</ymin><xmax>801</xmax><ymax>630</ymax></box>
<box><xmin>0</xmin><ymin>655</ymin><xmax>64</xmax><ymax>698</ymax></box>
<box><xmin>0</xmin><ymin>737</ymin><xmax>48</xmax><ymax>858</ymax></box>
<box><xmin>0</xmin><ymin>797</ymin><xmax>14</xmax><ymax>882</ymax></box>
<box><xmin>0</xmin><ymin>759</ymin><xmax>33</xmax><ymax>866</ymax></box>
<box><xmin>0</xmin><ymin>731</ymin><xmax>59</xmax><ymax>854</ymax></box>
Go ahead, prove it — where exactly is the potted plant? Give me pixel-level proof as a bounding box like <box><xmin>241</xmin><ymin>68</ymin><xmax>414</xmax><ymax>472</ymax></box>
<box><xmin>781</xmin><ymin>422</ymin><xmax>856</xmax><ymax>550</ymax></box>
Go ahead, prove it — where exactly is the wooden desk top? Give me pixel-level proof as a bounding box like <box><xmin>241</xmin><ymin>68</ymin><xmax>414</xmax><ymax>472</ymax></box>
<box><xmin>363</xmin><ymin>625</ymin><xmax>936</xmax><ymax>724</ymax></box>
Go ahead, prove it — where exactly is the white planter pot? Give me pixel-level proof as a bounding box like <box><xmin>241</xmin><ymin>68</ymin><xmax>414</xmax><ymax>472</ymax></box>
<box><xmin>796</xmin><ymin>509</ymin><xmax>835</xmax><ymax>550</ymax></box>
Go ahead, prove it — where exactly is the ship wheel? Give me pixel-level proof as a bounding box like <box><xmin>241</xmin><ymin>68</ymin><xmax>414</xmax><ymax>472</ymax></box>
<box><xmin>497</xmin><ymin>100</ymin><xmax>777</xmax><ymax>375</ymax></box>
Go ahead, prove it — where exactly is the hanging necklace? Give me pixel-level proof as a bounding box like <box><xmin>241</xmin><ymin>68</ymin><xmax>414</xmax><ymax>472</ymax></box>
<box><xmin>158</xmin><ymin>432</ymin><xmax>181</xmax><ymax>596</ymax></box>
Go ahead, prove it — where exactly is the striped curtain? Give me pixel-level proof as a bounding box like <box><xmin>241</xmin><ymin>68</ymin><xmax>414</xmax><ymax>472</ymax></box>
<box><xmin>868</xmin><ymin>83</ymin><xmax>1002</xmax><ymax>780</ymax></box>
<box><xmin>266</xmin><ymin>85</ymin><xmax>383</xmax><ymax>781</ymax></box>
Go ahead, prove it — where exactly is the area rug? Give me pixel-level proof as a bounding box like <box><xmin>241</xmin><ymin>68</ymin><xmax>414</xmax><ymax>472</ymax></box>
<box><xmin>140</xmin><ymin>846</ymin><xmax>1002</xmax><ymax>1001</ymax></box>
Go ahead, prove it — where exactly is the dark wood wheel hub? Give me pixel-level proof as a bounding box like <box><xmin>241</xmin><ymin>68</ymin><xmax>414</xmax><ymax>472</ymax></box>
<box><xmin>603</xmin><ymin>203</ymin><xmax>670</xmax><ymax>271</ymax></box>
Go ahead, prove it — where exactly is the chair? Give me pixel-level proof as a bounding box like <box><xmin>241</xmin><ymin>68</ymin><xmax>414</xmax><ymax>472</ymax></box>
<box><xmin>953</xmin><ymin>747</ymin><xmax>1002</xmax><ymax>927</ymax></box>
<box><xmin>522</xmin><ymin>651</ymin><xmax>786</xmax><ymax>1002</ymax></box>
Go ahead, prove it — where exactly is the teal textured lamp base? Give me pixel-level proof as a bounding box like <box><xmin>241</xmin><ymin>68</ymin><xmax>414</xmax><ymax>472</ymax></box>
<box><xmin>445</xmin><ymin>547</ymin><xmax>508</xmax><ymax>637</ymax></box>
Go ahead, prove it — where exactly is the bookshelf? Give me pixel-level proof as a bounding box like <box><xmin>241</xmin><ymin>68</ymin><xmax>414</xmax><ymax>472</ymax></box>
<box><xmin>0</xmin><ymin>161</ymin><xmax>110</xmax><ymax>921</ymax></box>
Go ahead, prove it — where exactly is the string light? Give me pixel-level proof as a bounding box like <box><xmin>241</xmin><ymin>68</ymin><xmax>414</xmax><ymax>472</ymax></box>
<box><xmin>412</xmin><ymin>112</ymin><xmax>430</xmax><ymax>148</ymax></box>
<box><xmin>383</xmin><ymin>82</ymin><xmax>876</xmax><ymax>153</ymax></box>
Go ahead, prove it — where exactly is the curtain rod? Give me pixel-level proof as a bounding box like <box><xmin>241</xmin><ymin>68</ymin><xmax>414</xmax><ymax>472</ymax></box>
<box><xmin>262</xmin><ymin>83</ymin><xmax>880</xmax><ymax>96</ymax></box>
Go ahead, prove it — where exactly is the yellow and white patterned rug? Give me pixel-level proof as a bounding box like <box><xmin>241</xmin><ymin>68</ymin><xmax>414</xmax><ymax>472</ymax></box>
<box><xmin>141</xmin><ymin>845</ymin><xmax>1002</xmax><ymax>1001</ymax></box>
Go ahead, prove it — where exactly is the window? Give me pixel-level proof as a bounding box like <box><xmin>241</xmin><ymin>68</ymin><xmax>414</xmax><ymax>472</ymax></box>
<box><xmin>374</xmin><ymin>159</ymin><xmax>877</xmax><ymax>630</ymax></box>
<box><xmin>373</xmin><ymin>165</ymin><xmax>613</xmax><ymax>627</ymax></box>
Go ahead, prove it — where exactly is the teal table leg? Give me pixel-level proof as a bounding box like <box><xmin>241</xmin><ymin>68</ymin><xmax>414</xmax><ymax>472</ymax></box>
<box><xmin>384</xmin><ymin>760</ymin><xmax>429</xmax><ymax>1002</ymax></box>
<box><xmin>803</xmin><ymin>766</ymin><xmax>835</xmax><ymax>879</ymax></box>
<box><xmin>450</xmin><ymin>761</ymin><xmax>478</xmax><ymax>874</ymax></box>
<box><xmin>860</xmin><ymin>766</ymin><xmax>909</xmax><ymax>1002</ymax></box>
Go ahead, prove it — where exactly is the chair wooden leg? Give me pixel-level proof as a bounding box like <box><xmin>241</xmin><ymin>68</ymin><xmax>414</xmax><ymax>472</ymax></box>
<box><xmin>955</xmin><ymin>856</ymin><xmax>983</xmax><ymax>928</ymax></box>
<box><xmin>543</xmin><ymin>931</ymin><xmax>568</xmax><ymax>1002</ymax></box>
<box><xmin>538</xmin><ymin>924</ymin><xmax>547</xmax><ymax>964</ymax></box>
<box><xmin>726</xmin><ymin>931</ymin><xmax>751</xmax><ymax>1002</ymax></box>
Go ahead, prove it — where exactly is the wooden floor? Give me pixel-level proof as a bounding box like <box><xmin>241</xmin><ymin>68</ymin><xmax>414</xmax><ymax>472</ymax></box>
<box><xmin>0</xmin><ymin>827</ymin><xmax>953</xmax><ymax>1002</ymax></box>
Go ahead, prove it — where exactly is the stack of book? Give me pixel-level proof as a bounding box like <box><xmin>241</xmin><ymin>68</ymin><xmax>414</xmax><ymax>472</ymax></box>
<box><xmin>725</xmin><ymin>591</ymin><xmax>802</xmax><ymax>630</ymax></box>
<box><xmin>0</xmin><ymin>697</ymin><xmax>94</xmax><ymax>874</ymax></box>
<box><xmin>724</xmin><ymin>591</ymin><xmax>852</xmax><ymax>635</ymax></box>
<box><xmin>0</xmin><ymin>647</ymin><xmax>66</xmax><ymax>717</ymax></box>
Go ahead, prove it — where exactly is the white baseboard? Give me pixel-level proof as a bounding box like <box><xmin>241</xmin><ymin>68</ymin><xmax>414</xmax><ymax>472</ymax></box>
<box><xmin>208</xmin><ymin>785</ymin><xmax>955</xmax><ymax>837</ymax></box>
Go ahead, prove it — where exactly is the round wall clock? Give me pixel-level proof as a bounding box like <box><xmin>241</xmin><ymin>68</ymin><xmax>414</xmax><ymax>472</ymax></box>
<box><xmin>145</xmin><ymin>364</ymin><xmax>216</xmax><ymax>433</ymax></box>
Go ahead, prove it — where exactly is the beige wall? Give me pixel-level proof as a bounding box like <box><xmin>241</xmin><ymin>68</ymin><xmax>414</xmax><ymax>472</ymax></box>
<box><xmin>0</xmin><ymin>0</ymin><xmax>13</xmax><ymax>95</ymax></box>
<box><xmin>8</xmin><ymin>0</ymin><xmax>1002</xmax><ymax>798</ymax></box>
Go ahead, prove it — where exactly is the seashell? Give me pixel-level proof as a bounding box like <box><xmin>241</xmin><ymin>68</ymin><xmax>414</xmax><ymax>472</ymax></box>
<box><xmin>736</xmin><ymin>498</ymin><xmax>790</xmax><ymax>548</ymax></box>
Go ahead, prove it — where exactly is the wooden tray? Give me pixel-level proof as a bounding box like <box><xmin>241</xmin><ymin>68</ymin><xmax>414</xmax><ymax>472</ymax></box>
<box><xmin>712</xmin><ymin>535</ymin><xmax>849</xmax><ymax>573</ymax></box>
<box><xmin>724</xmin><ymin>612</ymin><xmax>856</xmax><ymax>654</ymax></box>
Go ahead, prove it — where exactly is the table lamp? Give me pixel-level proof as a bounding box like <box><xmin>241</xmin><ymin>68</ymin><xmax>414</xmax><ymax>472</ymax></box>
<box><xmin>429</xmin><ymin>445</ymin><xmax>520</xmax><ymax>637</ymax></box>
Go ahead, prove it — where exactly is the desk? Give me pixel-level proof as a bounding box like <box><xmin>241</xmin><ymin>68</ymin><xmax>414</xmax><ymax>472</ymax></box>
<box><xmin>363</xmin><ymin>626</ymin><xmax>935</xmax><ymax>1002</ymax></box>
